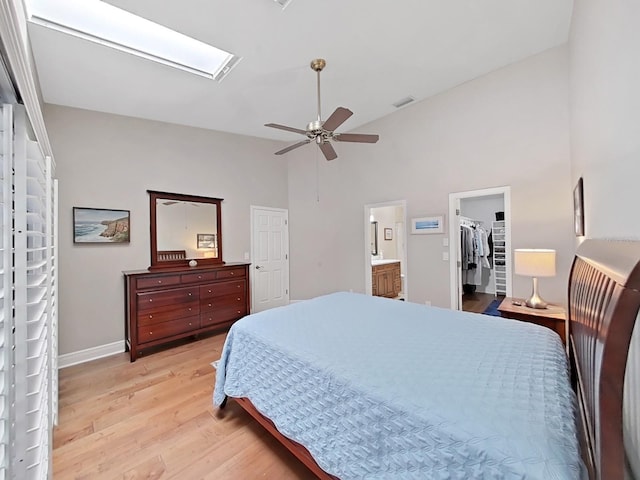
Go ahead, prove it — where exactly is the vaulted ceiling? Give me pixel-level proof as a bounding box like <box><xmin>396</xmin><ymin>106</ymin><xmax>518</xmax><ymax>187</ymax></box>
<box><xmin>28</xmin><ymin>0</ymin><xmax>574</xmax><ymax>141</ymax></box>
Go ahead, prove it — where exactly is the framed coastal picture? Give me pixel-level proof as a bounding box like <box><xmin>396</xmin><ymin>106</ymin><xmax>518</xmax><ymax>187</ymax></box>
<box><xmin>411</xmin><ymin>215</ymin><xmax>444</xmax><ymax>234</ymax></box>
<box><xmin>573</xmin><ymin>177</ymin><xmax>585</xmax><ymax>236</ymax></box>
<box><xmin>197</xmin><ymin>233</ymin><xmax>217</xmax><ymax>249</ymax></box>
<box><xmin>73</xmin><ymin>207</ymin><xmax>130</xmax><ymax>243</ymax></box>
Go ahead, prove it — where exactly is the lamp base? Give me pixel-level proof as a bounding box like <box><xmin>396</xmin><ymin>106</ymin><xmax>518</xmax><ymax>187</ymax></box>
<box><xmin>525</xmin><ymin>294</ymin><xmax>548</xmax><ymax>309</ymax></box>
<box><xmin>525</xmin><ymin>277</ymin><xmax>548</xmax><ymax>309</ymax></box>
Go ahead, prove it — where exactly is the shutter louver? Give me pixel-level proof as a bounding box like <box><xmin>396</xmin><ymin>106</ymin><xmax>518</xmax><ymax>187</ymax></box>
<box><xmin>1</xmin><ymin>103</ymin><xmax>56</xmax><ymax>479</ymax></box>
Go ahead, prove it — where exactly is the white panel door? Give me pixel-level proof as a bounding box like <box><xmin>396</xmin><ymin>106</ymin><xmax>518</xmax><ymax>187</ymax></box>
<box><xmin>251</xmin><ymin>207</ymin><xmax>289</xmax><ymax>313</ymax></box>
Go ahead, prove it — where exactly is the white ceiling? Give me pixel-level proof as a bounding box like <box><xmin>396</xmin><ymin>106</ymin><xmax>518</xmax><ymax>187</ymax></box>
<box><xmin>28</xmin><ymin>0</ymin><xmax>574</xmax><ymax>142</ymax></box>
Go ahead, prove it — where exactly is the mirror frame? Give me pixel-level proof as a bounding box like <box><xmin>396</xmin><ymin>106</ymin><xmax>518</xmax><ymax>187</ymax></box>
<box><xmin>148</xmin><ymin>190</ymin><xmax>223</xmax><ymax>270</ymax></box>
<box><xmin>370</xmin><ymin>221</ymin><xmax>378</xmax><ymax>256</ymax></box>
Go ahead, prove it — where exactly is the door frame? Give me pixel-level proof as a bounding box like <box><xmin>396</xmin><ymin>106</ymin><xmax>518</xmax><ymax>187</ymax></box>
<box><xmin>250</xmin><ymin>205</ymin><xmax>290</xmax><ymax>313</ymax></box>
<box><xmin>448</xmin><ymin>186</ymin><xmax>512</xmax><ymax>310</ymax></box>
<box><xmin>364</xmin><ymin>199</ymin><xmax>408</xmax><ymax>299</ymax></box>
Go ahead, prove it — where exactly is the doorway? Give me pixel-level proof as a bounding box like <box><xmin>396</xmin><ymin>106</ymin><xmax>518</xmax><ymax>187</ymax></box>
<box><xmin>448</xmin><ymin>187</ymin><xmax>512</xmax><ymax>312</ymax></box>
<box><xmin>250</xmin><ymin>206</ymin><xmax>289</xmax><ymax>313</ymax></box>
<box><xmin>364</xmin><ymin>200</ymin><xmax>408</xmax><ymax>300</ymax></box>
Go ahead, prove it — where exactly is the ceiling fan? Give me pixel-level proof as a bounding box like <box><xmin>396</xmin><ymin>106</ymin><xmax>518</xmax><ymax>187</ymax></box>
<box><xmin>265</xmin><ymin>58</ymin><xmax>379</xmax><ymax>161</ymax></box>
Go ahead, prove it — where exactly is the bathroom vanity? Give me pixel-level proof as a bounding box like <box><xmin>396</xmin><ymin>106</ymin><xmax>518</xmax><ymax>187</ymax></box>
<box><xmin>371</xmin><ymin>260</ymin><xmax>401</xmax><ymax>298</ymax></box>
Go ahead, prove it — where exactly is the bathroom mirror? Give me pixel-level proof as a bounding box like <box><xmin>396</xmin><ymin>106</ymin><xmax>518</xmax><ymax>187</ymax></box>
<box><xmin>370</xmin><ymin>221</ymin><xmax>378</xmax><ymax>256</ymax></box>
<box><xmin>148</xmin><ymin>190</ymin><xmax>223</xmax><ymax>269</ymax></box>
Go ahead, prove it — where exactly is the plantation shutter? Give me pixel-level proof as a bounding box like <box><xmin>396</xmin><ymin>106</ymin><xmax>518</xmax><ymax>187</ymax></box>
<box><xmin>0</xmin><ymin>102</ymin><xmax>57</xmax><ymax>479</ymax></box>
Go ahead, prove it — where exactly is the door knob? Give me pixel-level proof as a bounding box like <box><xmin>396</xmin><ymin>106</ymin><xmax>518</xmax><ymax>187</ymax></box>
<box><xmin>255</xmin><ymin>265</ymin><xmax>264</xmax><ymax>270</ymax></box>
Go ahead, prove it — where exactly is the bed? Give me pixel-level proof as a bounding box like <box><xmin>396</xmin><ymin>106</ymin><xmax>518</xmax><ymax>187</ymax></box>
<box><xmin>214</xmin><ymin>239</ymin><xmax>640</xmax><ymax>479</ymax></box>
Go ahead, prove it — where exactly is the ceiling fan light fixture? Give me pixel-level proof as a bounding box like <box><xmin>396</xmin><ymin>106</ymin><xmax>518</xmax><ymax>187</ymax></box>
<box><xmin>265</xmin><ymin>58</ymin><xmax>379</xmax><ymax>161</ymax></box>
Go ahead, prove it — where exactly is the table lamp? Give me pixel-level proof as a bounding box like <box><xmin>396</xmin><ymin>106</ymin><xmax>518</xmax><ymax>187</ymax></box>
<box><xmin>514</xmin><ymin>249</ymin><xmax>556</xmax><ymax>309</ymax></box>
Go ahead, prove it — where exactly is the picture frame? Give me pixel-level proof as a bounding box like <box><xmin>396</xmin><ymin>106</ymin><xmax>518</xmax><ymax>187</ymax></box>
<box><xmin>411</xmin><ymin>215</ymin><xmax>444</xmax><ymax>235</ymax></box>
<box><xmin>73</xmin><ymin>207</ymin><xmax>130</xmax><ymax>243</ymax></box>
<box><xmin>573</xmin><ymin>177</ymin><xmax>585</xmax><ymax>236</ymax></box>
<box><xmin>197</xmin><ymin>233</ymin><xmax>217</xmax><ymax>249</ymax></box>
<box><xmin>384</xmin><ymin>228</ymin><xmax>393</xmax><ymax>241</ymax></box>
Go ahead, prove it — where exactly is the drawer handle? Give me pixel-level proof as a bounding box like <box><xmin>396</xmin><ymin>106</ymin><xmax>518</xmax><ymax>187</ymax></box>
<box><xmin>188</xmin><ymin>322</ymin><xmax>192</xmax><ymax>326</ymax></box>
<box><xmin>237</xmin><ymin>297</ymin><xmax>240</xmax><ymax>301</ymax></box>
<box><xmin>188</xmin><ymin>292</ymin><xmax>192</xmax><ymax>296</ymax></box>
<box><xmin>237</xmin><ymin>310</ymin><xmax>241</xmax><ymax>314</ymax></box>
<box><xmin>208</xmin><ymin>289</ymin><xmax>212</xmax><ymax>293</ymax></box>
<box><xmin>208</xmin><ymin>303</ymin><xmax>212</xmax><ymax>307</ymax></box>
<box><xmin>230</xmin><ymin>272</ymin><xmax>234</xmax><ymax>276</ymax></box>
<box><xmin>149</xmin><ymin>299</ymin><xmax>153</xmax><ymax>302</ymax></box>
<box><xmin>149</xmin><ymin>331</ymin><xmax>153</xmax><ymax>335</ymax></box>
<box><xmin>198</xmin><ymin>275</ymin><xmax>202</xmax><ymax>279</ymax></box>
<box><xmin>188</xmin><ymin>308</ymin><xmax>192</xmax><ymax>311</ymax></box>
<box><xmin>149</xmin><ymin>315</ymin><xmax>153</xmax><ymax>319</ymax></box>
<box><xmin>157</xmin><ymin>280</ymin><xmax>162</xmax><ymax>284</ymax></box>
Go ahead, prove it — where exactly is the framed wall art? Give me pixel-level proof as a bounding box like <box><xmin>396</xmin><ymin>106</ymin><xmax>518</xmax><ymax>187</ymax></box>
<box><xmin>73</xmin><ymin>207</ymin><xmax>130</xmax><ymax>243</ymax></box>
<box><xmin>411</xmin><ymin>215</ymin><xmax>444</xmax><ymax>235</ymax></box>
<box><xmin>573</xmin><ymin>177</ymin><xmax>585</xmax><ymax>236</ymax></box>
<box><xmin>384</xmin><ymin>228</ymin><xmax>393</xmax><ymax>240</ymax></box>
<box><xmin>197</xmin><ymin>233</ymin><xmax>217</xmax><ymax>249</ymax></box>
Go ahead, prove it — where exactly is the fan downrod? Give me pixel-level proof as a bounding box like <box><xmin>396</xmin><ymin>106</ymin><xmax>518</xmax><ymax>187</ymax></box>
<box><xmin>310</xmin><ymin>58</ymin><xmax>326</xmax><ymax>72</ymax></box>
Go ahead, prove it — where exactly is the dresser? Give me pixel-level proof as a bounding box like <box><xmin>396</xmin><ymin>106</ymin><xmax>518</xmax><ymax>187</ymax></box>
<box><xmin>124</xmin><ymin>263</ymin><xmax>250</xmax><ymax>361</ymax></box>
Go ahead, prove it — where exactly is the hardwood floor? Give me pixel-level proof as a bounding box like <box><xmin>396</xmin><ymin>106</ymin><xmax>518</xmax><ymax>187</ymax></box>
<box><xmin>462</xmin><ymin>292</ymin><xmax>502</xmax><ymax>313</ymax></box>
<box><xmin>53</xmin><ymin>332</ymin><xmax>312</xmax><ymax>479</ymax></box>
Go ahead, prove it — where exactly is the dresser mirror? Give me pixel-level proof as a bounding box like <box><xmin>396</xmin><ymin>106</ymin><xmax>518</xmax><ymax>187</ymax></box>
<box><xmin>148</xmin><ymin>190</ymin><xmax>223</xmax><ymax>269</ymax></box>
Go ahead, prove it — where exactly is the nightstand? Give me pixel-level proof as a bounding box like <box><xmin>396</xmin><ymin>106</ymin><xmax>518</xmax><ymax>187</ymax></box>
<box><xmin>498</xmin><ymin>297</ymin><xmax>567</xmax><ymax>345</ymax></box>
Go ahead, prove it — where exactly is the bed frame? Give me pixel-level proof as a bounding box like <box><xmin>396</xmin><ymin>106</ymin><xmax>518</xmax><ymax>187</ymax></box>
<box><xmin>228</xmin><ymin>239</ymin><xmax>640</xmax><ymax>480</ymax></box>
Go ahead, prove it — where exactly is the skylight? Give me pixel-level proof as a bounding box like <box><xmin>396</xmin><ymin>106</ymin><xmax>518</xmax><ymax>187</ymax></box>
<box><xmin>26</xmin><ymin>0</ymin><xmax>240</xmax><ymax>81</ymax></box>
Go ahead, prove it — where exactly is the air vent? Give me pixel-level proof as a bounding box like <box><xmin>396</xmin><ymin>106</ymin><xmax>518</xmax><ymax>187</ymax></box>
<box><xmin>273</xmin><ymin>0</ymin><xmax>294</xmax><ymax>9</ymax></box>
<box><xmin>392</xmin><ymin>96</ymin><xmax>415</xmax><ymax>108</ymax></box>
<box><xmin>214</xmin><ymin>55</ymin><xmax>242</xmax><ymax>82</ymax></box>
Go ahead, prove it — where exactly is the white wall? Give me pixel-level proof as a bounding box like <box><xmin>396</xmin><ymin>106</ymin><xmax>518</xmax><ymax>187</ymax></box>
<box><xmin>44</xmin><ymin>105</ymin><xmax>288</xmax><ymax>355</ymax></box>
<box><xmin>288</xmin><ymin>46</ymin><xmax>574</xmax><ymax>307</ymax></box>
<box><xmin>569</xmin><ymin>0</ymin><xmax>640</xmax><ymax>475</ymax></box>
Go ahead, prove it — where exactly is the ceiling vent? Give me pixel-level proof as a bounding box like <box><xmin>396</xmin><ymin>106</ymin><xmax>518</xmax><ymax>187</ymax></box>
<box><xmin>273</xmin><ymin>0</ymin><xmax>294</xmax><ymax>9</ymax></box>
<box><xmin>392</xmin><ymin>96</ymin><xmax>415</xmax><ymax>108</ymax></box>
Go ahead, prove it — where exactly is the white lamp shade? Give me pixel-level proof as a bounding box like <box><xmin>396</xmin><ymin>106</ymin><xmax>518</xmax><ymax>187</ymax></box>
<box><xmin>514</xmin><ymin>249</ymin><xmax>556</xmax><ymax>277</ymax></box>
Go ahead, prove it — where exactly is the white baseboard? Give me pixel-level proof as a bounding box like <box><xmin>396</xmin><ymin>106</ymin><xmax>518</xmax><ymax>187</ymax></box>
<box><xmin>58</xmin><ymin>340</ymin><xmax>125</xmax><ymax>369</ymax></box>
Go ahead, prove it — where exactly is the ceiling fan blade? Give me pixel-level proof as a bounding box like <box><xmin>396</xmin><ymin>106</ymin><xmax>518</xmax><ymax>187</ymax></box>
<box><xmin>265</xmin><ymin>123</ymin><xmax>307</xmax><ymax>136</ymax></box>
<box><xmin>322</xmin><ymin>107</ymin><xmax>353</xmax><ymax>132</ymax></box>
<box><xmin>274</xmin><ymin>139</ymin><xmax>311</xmax><ymax>155</ymax></box>
<box><xmin>318</xmin><ymin>141</ymin><xmax>338</xmax><ymax>161</ymax></box>
<box><xmin>334</xmin><ymin>133</ymin><xmax>379</xmax><ymax>144</ymax></box>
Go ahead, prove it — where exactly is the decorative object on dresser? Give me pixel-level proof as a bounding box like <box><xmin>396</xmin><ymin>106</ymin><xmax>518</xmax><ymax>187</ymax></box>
<box><xmin>73</xmin><ymin>207</ymin><xmax>130</xmax><ymax>243</ymax></box>
<box><xmin>371</xmin><ymin>260</ymin><xmax>401</xmax><ymax>298</ymax></box>
<box><xmin>497</xmin><ymin>296</ymin><xmax>566</xmax><ymax>345</ymax></box>
<box><xmin>513</xmin><ymin>248</ymin><xmax>556</xmax><ymax>309</ymax></box>
<box><xmin>124</xmin><ymin>190</ymin><xmax>250</xmax><ymax>361</ymax></box>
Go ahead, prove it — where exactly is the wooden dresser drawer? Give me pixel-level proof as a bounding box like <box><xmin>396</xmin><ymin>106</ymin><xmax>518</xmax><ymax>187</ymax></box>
<box><xmin>181</xmin><ymin>271</ymin><xmax>217</xmax><ymax>284</ymax></box>
<box><xmin>137</xmin><ymin>287</ymin><xmax>198</xmax><ymax>311</ymax></box>
<box><xmin>138</xmin><ymin>315</ymin><xmax>200</xmax><ymax>344</ymax></box>
<box><xmin>201</xmin><ymin>304</ymin><xmax>246</xmax><ymax>327</ymax></box>
<box><xmin>201</xmin><ymin>291</ymin><xmax>245</xmax><ymax>312</ymax></box>
<box><xmin>200</xmin><ymin>280</ymin><xmax>245</xmax><ymax>299</ymax></box>
<box><xmin>216</xmin><ymin>267</ymin><xmax>246</xmax><ymax>280</ymax></box>
<box><xmin>136</xmin><ymin>274</ymin><xmax>181</xmax><ymax>290</ymax></box>
<box><xmin>137</xmin><ymin>301</ymin><xmax>199</xmax><ymax>326</ymax></box>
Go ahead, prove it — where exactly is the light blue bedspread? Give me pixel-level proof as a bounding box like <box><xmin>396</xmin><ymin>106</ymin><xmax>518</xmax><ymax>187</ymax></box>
<box><xmin>214</xmin><ymin>292</ymin><xmax>582</xmax><ymax>479</ymax></box>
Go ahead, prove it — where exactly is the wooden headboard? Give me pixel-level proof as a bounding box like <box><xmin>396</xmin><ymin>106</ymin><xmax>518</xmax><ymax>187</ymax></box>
<box><xmin>568</xmin><ymin>239</ymin><xmax>640</xmax><ymax>480</ymax></box>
